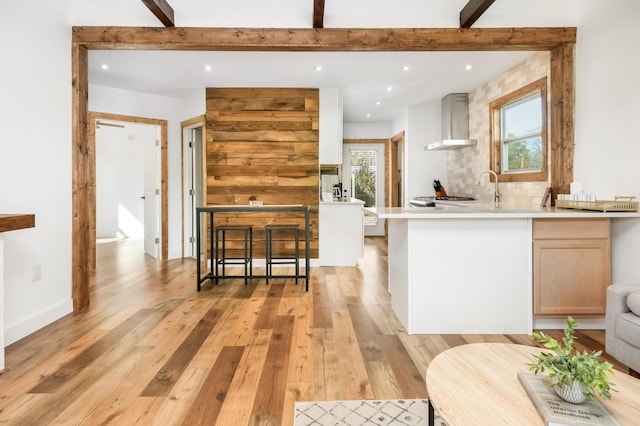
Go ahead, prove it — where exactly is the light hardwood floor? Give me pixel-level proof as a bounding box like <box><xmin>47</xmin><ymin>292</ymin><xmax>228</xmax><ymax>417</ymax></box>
<box><xmin>0</xmin><ymin>237</ymin><xmax>627</xmax><ymax>425</ymax></box>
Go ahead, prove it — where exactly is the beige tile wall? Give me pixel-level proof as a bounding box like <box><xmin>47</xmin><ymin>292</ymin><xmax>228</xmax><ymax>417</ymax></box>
<box><xmin>447</xmin><ymin>52</ymin><xmax>551</xmax><ymax>206</ymax></box>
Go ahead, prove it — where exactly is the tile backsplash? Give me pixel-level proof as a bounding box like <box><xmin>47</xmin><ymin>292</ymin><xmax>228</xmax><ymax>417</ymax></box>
<box><xmin>447</xmin><ymin>52</ymin><xmax>551</xmax><ymax>206</ymax></box>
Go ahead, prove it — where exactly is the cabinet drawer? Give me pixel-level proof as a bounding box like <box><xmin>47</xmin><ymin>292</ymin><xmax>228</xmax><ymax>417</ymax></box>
<box><xmin>533</xmin><ymin>218</ymin><xmax>609</xmax><ymax>240</ymax></box>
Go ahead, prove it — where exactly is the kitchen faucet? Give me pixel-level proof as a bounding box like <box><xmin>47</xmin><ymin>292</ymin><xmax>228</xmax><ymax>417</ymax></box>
<box><xmin>475</xmin><ymin>170</ymin><xmax>501</xmax><ymax>203</ymax></box>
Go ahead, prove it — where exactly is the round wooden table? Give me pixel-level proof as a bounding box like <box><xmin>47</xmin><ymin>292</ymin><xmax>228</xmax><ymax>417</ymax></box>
<box><xmin>426</xmin><ymin>343</ymin><xmax>640</xmax><ymax>425</ymax></box>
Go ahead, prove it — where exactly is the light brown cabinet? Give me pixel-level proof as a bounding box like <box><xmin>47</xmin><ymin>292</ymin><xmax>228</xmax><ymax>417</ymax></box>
<box><xmin>532</xmin><ymin>218</ymin><xmax>610</xmax><ymax>317</ymax></box>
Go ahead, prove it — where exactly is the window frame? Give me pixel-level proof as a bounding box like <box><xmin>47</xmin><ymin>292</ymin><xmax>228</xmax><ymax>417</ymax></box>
<box><xmin>489</xmin><ymin>77</ymin><xmax>548</xmax><ymax>183</ymax></box>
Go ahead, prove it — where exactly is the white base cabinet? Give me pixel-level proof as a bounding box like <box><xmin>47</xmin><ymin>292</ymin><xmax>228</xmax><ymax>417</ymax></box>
<box><xmin>319</xmin><ymin>200</ymin><xmax>364</xmax><ymax>266</ymax></box>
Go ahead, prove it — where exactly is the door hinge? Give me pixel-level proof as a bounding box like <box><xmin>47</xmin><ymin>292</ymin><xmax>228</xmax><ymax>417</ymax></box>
<box><xmin>189</xmin><ymin>189</ymin><xmax>195</xmax><ymax>196</ymax></box>
<box><xmin>155</xmin><ymin>237</ymin><xmax>159</xmax><ymax>244</ymax></box>
<box><xmin>155</xmin><ymin>139</ymin><xmax>160</xmax><ymax>146</ymax></box>
<box><xmin>155</xmin><ymin>188</ymin><xmax>160</xmax><ymax>195</ymax></box>
<box><xmin>188</xmin><ymin>142</ymin><xmax>193</xmax><ymax>148</ymax></box>
<box><xmin>189</xmin><ymin>236</ymin><xmax>195</xmax><ymax>243</ymax></box>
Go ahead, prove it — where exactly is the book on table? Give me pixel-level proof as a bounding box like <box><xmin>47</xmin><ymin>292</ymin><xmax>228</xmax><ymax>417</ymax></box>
<box><xmin>517</xmin><ymin>373</ymin><xmax>620</xmax><ymax>426</ymax></box>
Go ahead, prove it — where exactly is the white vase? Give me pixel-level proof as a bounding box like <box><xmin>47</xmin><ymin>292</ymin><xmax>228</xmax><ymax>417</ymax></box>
<box><xmin>554</xmin><ymin>380</ymin><xmax>588</xmax><ymax>404</ymax></box>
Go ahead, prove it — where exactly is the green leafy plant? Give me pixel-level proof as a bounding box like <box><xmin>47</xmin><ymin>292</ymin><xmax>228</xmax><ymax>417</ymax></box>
<box><xmin>528</xmin><ymin>316</ymin><xmax>615</xmax><ymax>401</ymax></box>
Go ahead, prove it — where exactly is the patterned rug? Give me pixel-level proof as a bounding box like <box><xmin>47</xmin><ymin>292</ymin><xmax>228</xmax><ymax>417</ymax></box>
<box><xmin>294</xmin><ymin>399</ymin><xmax>447</xmax><ymax>426</ymax></box>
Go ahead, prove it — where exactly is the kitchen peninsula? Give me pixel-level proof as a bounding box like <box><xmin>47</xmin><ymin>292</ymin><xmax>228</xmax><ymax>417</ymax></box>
<box><xmin>367</xmin><ymin>203</ymin><xmax>640</xmax><ymax>335</ymax></box>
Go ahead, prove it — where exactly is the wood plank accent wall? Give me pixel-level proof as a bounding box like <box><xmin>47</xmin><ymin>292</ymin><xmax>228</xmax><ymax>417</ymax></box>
<box><xmin>205</xmin><ymin>88</ymin><xmax>319</xmax><ymax>258</ymax></box>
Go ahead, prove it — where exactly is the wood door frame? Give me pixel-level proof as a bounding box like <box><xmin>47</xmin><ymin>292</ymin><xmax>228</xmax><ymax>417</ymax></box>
<box><xmin>389</xmin><ymin>131</ymin><xmax>405</xmax><ymax>209</ymax></box>
<box><xmin>89</xmin><ymin>112</ymin><xmax>169</xmax><ymax>270</ymax></box>
<box><xmin>72</xmin><ymin>26</ymin><xmax>576</xmax><ymax>312</ymax></box>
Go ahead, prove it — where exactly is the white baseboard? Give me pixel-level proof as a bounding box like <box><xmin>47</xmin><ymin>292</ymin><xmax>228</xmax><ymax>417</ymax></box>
<box><xmin>4</xmin><ymin>298</ymin><xmax>73</xmax><ymax>346</ymax></box>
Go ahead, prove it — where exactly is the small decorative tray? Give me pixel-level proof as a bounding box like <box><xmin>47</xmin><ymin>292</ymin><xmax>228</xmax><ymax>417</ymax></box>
<box><xmin>556</xmin><ymin>196</ymin><xmax>638</xmax><ymax>212</ymax></box>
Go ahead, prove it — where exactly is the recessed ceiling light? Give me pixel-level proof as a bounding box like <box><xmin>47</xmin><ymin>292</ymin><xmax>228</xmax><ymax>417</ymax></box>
<box><xmin>101</xmin><ymin>64</ymin><xmax>109</xmax><ymax>70</ymax></box>
<box><xmin>314</xmin><ymin>65</ymin><xmax>323</xmax><ymax>71</ymax></box>
<box><xmin>204</xmin><ymin>65</ymin><xmax>212</xmax><ymax>71</ymax></box>
<box><xmin>376</xmin><ymin>101</ymin><xmax>381</xmax><ymax>106</ymax></box>
<box><xmin>465</xmin><ymin>64</ymin><xmax>473</xmax><ymax>71</ymax></box>
<box><xmin>366</xmin><ymin>113</ymin><xmax>371</xmax><ymax>118</ymax></box>
<box><xmin>403</xmin><ymin>66</ymin><xmax>410</xmax><ymax>71</ymax></box>
<box><xmin>386</xmin><ymin>86</ymin><xmax>392</xmax><ymax>92</ymax></box>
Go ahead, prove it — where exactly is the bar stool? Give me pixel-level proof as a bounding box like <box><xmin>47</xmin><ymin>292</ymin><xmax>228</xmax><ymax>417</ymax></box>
<box><xmin>264</xmin><ymin>224</ymin><xmax>300</xmax><ymax>285</ymax></box>
<box><xmin>214</xmin><ymin>225</ymin><xmax>253</xmax><ymax>285</ymax></box>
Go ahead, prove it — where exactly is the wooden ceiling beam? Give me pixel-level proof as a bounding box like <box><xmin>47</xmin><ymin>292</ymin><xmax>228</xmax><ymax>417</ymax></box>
<box><xmin>141</xmin><ymin>0</ymin><xmax>175</xmax><ymax>27</ymax></box>
<box><xmin>313</xmin><ymin>0</ymin><xmax>325</xmax><ymax>29</ymax></box>
<box><xmin>72</xmin><ymin>26</ymin><xmax>576</xmax><ymax>51</ymax></box>
<box><xmin>460</xmin><ymin>0</ymin><xmax>496</xmax><ymax>28</ymax></box>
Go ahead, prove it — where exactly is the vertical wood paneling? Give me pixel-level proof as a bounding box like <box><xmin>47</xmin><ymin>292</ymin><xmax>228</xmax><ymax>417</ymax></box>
<box><xmin>206</xmin><ymin>88</ymin><xmax>319</xmax><ymax>258</ymax></box>
<box><xmin>72</xmin><ymin>41</ymin><xmax>90</xmax><ymax>312</ymax></box>
<box><xmin>550</xmin><ymin>43</ymin><xmax>575</xmax><ymax>204</ymax></box>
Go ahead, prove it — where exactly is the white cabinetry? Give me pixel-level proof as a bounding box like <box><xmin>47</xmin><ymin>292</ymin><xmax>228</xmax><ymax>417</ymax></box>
<box><xmin>319</xmin><ymin>200</ymin><xmax>364</xmax><ymax>266</ymax></box>
<box><xmin>319</xmin><ymin>88</ymin><xmax>343</xmax><ymax>164</ymax></box>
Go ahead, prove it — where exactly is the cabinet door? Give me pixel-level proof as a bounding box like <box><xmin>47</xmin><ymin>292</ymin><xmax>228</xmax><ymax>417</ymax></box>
<box><xmin>319</xmin><ymin>88</ymin><xmax>343</xmax><ymax>164</ymax></box>
<box><xmin>533</xmin><ymin>239</ymin><xmax>610</xmax><ymax>316</ymax></box>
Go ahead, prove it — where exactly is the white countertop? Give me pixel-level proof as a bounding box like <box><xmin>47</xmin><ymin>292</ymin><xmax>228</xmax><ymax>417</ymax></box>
<box><xmin>320</xmin><ymin>198</ymin><xmax>365</xmax><ymax>205</ymax></box>
<box><xmin>367</xmin><ymin>201</ymin><xmax>640</xmax><ymax>219</ymax></box>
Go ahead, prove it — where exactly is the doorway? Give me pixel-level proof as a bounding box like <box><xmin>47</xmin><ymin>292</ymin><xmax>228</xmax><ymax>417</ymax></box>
<box><xmin>181</xmin><ymin>115</ymin><xmax>205</xmax><ymax>259</ymax></box>
<box><xmin>96</xmin><ymin>120</ymin><xmax>161</xmax><ymax>258</ymax></box>
<box><xmin>88</xmin><ymin>112</ymin><xmax>169</xmax><ymax>270</ymax></box>
<box><xmin>343</xmin><ymin>143</ymin><xmax>386</xmax><ymax>236</ymax></box>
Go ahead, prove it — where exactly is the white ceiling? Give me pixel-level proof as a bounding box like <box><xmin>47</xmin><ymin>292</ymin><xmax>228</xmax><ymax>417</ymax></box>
<box><xmin>82</xmin><ymin>0</ymin><xmax>587</xmax><ymax>123</ymax></box>
<box><xmin>88</xmin><ymin>49</ymin><xmax>533</xmax><ymax>122</ymax></box>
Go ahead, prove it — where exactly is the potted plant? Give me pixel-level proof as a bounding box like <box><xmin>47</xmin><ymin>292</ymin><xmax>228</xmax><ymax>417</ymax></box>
<box><xmin>528</xmin><ymin>316</ymin><xmax>615</xmax><ymax>403</ymax></box>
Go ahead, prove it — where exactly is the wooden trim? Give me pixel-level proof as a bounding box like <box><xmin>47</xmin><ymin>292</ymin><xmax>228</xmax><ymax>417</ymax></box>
<box><xmin>141</xmin><ymin>0</ymin><xmax>175</xmax><ymax>27</ymax></box>
<box><xmin>313</xmin><ymin>0</ymin><xmax>325</xmax><ymax>29</ymax></box>
<box><xmin>72</xmin><ymin>41</ymin><xmax>90</xmax><ymax>312</ymax></box>
<box><xmin>71</xmin><ymin>25</ymin><xmax>576</xmax><ymax>312</ymax></box>
<box><xmin>489</xmin><ymin>77</ymin><xmax>548</xmax><ymax>183</ymax></box>
<box><xmin>550</xmin><ymin>43</ymin><xmax>575</xmax><ymax>204</ymax></box>
<box><xmin>389</xmin><ymin>131</ymin><xmax>405</xmax><ymax>209</ymax></box>
<box><xmin>71</xmin><ymin>26</ymin><xmax>576</xmax><ymax>51</ymax></box>
<box><xmin>88</xmin><ymin>112</ymin><xmax>169</xmax><ymax>268</ymax></box>
<box><xmin>0</xmin><ymin>214</ymin><xmax>35</xmax><ymax>233</ymax></box>
<box><xmin>460</xmin><ymin>0</ymin><xmax>496</xmax><ymax>28</ymax></box>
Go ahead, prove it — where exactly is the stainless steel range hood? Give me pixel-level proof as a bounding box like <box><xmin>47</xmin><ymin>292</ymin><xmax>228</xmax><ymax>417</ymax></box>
<box><xmin>425</xmin><ymin>93</ymin><xmax>477</xmax><ymax>151</ymax></box>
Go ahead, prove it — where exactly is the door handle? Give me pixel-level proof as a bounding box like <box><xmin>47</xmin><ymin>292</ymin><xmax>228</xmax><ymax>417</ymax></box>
<box><xmin>140</xmin><ymin>196</ymin><xmax>146</xmax><ymax>200</ymax></box>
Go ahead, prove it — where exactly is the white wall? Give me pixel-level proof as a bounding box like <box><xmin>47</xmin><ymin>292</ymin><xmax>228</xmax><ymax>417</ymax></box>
<box><xmin>0</xmin><ymin>2</ymin><xmax>73</xmax><ymax>345</ymax></box>
<box><xmin>406</xmin><ymin>101</ymin><xmax>449</xmax><ymax>201</ymax></box>
<box><xmin>180</xmin><ymin>90</ymin><xmax>207</xmax><ymax>121</ymax></box>
<box><xmin>3</xmin><ymin>0</ymin><xmax>640</xmax><ymax>347</ymax></box>
<box><xmin>343</xmin><ymin>122</ymin><xmax>390</xmax><ymax>139</ymax></box>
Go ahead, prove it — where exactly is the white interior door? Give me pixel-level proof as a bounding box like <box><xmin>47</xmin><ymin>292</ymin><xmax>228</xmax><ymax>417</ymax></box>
<box><xmin>143</xmin><ymin>131</ymin><xmax>160</xmax><ymax>258</ymax></box>
<box><xmin>183</xmin><ymin>124</ymin><xmax>204</xmax><ymax>258</ymax></box>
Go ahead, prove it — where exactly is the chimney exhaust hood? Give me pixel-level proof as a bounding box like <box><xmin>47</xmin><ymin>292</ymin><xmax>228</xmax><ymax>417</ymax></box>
<box><xmin>425</xmin><ymin>93</ymin><xmax>477</xmax><ymax>151</ymax></box>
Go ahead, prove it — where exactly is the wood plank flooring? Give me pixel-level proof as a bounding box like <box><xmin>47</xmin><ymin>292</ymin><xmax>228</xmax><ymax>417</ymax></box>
<box><xmin>0</xmin><ymin>237</ymin><xmax>628</xmax><ymax>425</ymax></box>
